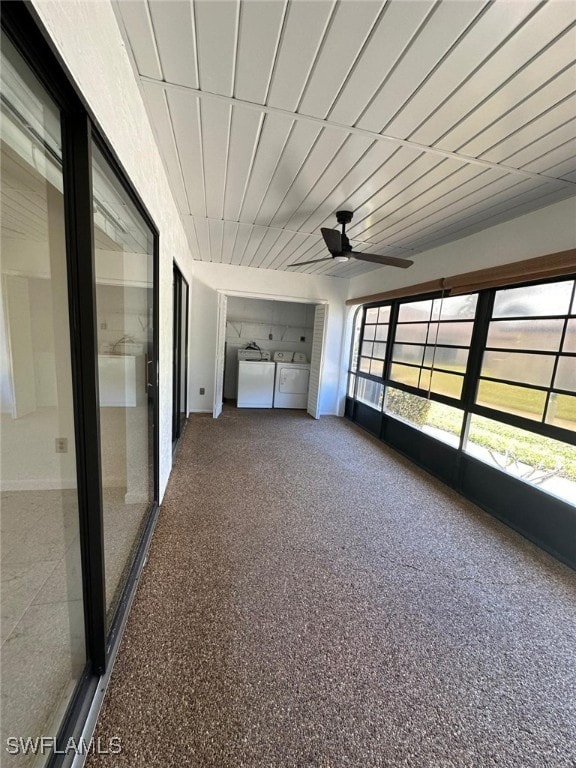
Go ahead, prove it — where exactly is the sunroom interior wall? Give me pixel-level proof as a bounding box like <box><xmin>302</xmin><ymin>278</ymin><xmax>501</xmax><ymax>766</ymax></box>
<box><xmin>31</xmin><ymin>0</ymin><xmax>196</xmax><ymax>499</ymax></box>
<box><xmin>189</xmin><ymin>262</ymin><xmax>348</xmax><ymax>417</ymax></box>
<box><xmin>347</xmin><ymin>198</ymin><xmax>576</xmax><ymax>301</ymax></box>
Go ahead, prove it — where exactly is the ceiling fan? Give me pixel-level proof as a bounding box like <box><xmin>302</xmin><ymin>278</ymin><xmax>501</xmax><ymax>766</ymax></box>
<box><xmin>287</xmin><ymin>210</ymin><xmax>413</xmax><ymax>270</ymax></box>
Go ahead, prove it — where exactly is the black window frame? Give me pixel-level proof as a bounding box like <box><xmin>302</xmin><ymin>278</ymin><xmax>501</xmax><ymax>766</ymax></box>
<box><xmin>349</xmin><ymin>277</ymin><xmax>576</xmax><ymax>445</ymax></box>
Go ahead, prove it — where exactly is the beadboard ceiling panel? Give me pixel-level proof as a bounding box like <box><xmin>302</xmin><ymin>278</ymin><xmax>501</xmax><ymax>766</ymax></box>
<box><xmin>475</xmin><ymin>88</ymin><xmax>576</xmax><ymax>165</ymax></box>
<box><xmin>116</xmin><ymin>0</ymin><xmax>576</xmax><ymax>278</ymax></box>
<box><xmin>297</xmin><ymin>0</ymin><xmax>384</xmax><ymax>119</ymax></box>
<box><xmin>326</xmin><ymin>0</ymin><xmax>435</xmax><ymax>126</ymax></box>
<box><xmin>223</xmin><ymin>108</ymin><xmax>263</xmax><ymax>222</ymax></box>
<box><xmin>255</xmin><ymin>120</ymin><xmax>323</xmax><ymax>226</ymax></box>
<box><xmin>268</xmin><ymin>128</ymin><xmax>349</xmax><ymax>228</ymax></box>
<box><xmin>117</xmin><ymin>1</ymin><xmax>163</xmax><ymax>80</ymax></box>
<box><xmin>148</xmin><ymin>0</ymin><xmax>199</xmax><ymax>88</ymax></box>
<box><xmin>355</xmin><ymin>0</ymin><xmax>487</xmax><ymax>133</ymax></box>
<box><xmin>141</xmin><ymin>83</ymin><xmax>189</xmax><ymax>214</ymax></box>
<box><xmin>410</xmin><ymin>3</ymin><xmax>576</xmax><ymax>149</ymax></box>
<box><xmin>238</xmin><ymin>113</ymin><xmax>295</xmax><ymax>222</ymax></box>
<box><xmin>234</xmin><ymin>0</ymin><xmax>286</xmax><ymax>104</ymax></box>
<box><xmin>382</xmin><ymin>1</ymin><xmax>537</xmax><ymax>140</ymax></box>
<box><xmin>195</xmin><ymin>0</ymin><xmax>238</xmax><ymax>96</ymax></box>
<box><xmin>265</xmin><ymin>0</ymin><xmax>336</xmax><ymax>112</ymax></box>
<box><xmin>167</xmin><ymin>90</ymin><xmax>205</xmax><ymax>216</ymax></box>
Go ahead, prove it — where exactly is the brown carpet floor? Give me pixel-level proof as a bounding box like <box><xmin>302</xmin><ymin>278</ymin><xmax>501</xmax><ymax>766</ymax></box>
<box><xmin>86</xmin><ymin>409</ymin><xmax>576</xmax><ymax>768</ymax></box>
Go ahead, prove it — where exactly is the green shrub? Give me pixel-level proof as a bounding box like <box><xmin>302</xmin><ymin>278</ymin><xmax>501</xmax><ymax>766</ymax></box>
<box><xmin>426</xmin><ymin>403</ymin><xmax>576</xmax><ymax>481</ymax></box>
<box><xmin>386</xmin><ymin>388</ymin><xmax>431</xmax><ymax>426</ymax></box>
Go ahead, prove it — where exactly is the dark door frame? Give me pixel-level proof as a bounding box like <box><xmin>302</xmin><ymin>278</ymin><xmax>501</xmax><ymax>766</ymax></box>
<box><xmin>172</xmin><ymin>262</ymin><xmax>189</xmax><ymax>447</ymax></box>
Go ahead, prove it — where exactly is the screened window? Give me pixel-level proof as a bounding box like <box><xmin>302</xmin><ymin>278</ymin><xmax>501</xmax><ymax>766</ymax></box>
<box><xmin>477</xmin><ymin>280</ymin><xmax>576</xmax><ymax>432</ymax></box>
<box><xmin>358</xmin><ymin>305</ymin><xmax>390</xmax><ymax>379</ymax></box>
<box><xmin>346</xmin><ymin>276</ymin><xmax>576</xmax><ymax>507</ymax></box>
<box><xmin>390</xmin><ymin>294</ymin><xmax>477</xmax><ymax>401</ymax></box>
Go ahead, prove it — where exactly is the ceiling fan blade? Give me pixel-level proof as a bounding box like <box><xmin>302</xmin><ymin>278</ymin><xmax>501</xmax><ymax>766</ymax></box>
<box><xmin>286</xmin><ymin>257</ymin><xmax>334</xmax><ymax>269</ymax></box>
<box><xmin>320</xmin><ymin>227</ymin><xmax>342</xmax><ymax>254</ymax></box>
<box><xmin>350</xmin><ymin>251</ymin><xmax>413</xmax><ymax>268</ymax></box>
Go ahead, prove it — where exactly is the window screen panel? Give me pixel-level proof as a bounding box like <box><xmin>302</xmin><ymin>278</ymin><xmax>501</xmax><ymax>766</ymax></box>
<box><xmin>492</xmin><ymin>281</ymin><xmax>573</xmax><ymax>318</ymax></box>
<box><xmin>423</xmin><ymin>345</ymin><xmax>470</xmax><ymax>374</ymax></box>
<box><xmin>356</xmin><ymin>377</ymin><xmax>383</xmax><ymax>410</ymax></box>
<box><xmin>429</xmin><ymin>321</ymin><xmax>474</xmax><ymax>347</ymax></box>
<box><xmin>375</xmin><ymin>325</ymin><xmax>388</xmax><ymax>342</ymax></box>
<box><xmin>361</xmin><ymin>341</ymin><xmax>374</xmax><ymax>358</ymax></box>
<box><xmin>481</xmin><ymin>351</ymin><xmax>555</xmax><ymax>388</ymax></box>
<box><xmin>393</xmin><ymin>343</ymin><xmax>425</xmax><ymax>366</ymax></box>
<box><xmin>394</xmin><ymin>323</ymin><xmax>430</xmax><ymax>344</ymax></box>
<box><xmin>390</xmin><ymin>363</ymin><xmax>420</xmax><ymax>388</ymax></box>
<box><xmin>359</xmin><ymin>357</ymin><xmax>371</xmax><ymax>373</ymax></box>
<box><xmin>431</xmin><ymin>294</ymin><xmax>478</xmax><ymax>320</ymax></box>
<box><xmin>563</xmin><ymin>319</ymin><xmax>576</xmax><ymax>353</ymax></box>
<box><xmin>486</xmin><ymin>319</ymin><xmax>564</xmax><ymax>352</ymax></box>
<box><xmin>546</xmin><ymin>393</ymin><xmax>576</xmax><ymax>431</ymax></box>
<box><xmin>363</xmin><ymin>324</ymin><xmax>376</xmax><ymax>341</ymax></box>
<box><xmin>554</xmin><ymin>357</ymin><xmax>576</xmax><ymax>392</ymax></box>
<box><xmin>477</xmin><ymin>380</ymin><xmax>547</xmax><ymax>421</ymax></box>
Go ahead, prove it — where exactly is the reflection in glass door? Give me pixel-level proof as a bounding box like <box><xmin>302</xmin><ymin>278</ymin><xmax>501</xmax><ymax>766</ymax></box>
<box><xmin>172</xmin><ymin>264</ymin><xmax>188</xmax><ymax>446</ymax></box>
<box><xmin>91</xmin><ymin>143</ymin><xmax>155</xmax><ymax>625</ymax></box>
<box><xmin>0</xmin><ymin>33</ymin><xmax>86</xmax><ymax>767</ymax></box>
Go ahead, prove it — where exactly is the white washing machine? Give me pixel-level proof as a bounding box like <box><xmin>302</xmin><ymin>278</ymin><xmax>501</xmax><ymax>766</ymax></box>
<box><xmin>237</xmin><ymin>349</ymin><xmax>275</xmax><ymax>408</ymax></box>
<box><xmin>273</xmin><ymin>351</ymin><xmax>310</xmax><ymax>409</ymax></box>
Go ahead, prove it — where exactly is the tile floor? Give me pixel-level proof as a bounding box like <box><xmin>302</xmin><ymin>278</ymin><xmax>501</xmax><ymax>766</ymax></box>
<box><xmin>1</xmin><ymin>485</ymin><xmax>151</xmax><ymax>767</ymax></box>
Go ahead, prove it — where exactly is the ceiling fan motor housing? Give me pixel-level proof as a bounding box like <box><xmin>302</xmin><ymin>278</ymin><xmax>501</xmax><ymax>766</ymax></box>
<box><xmin>336</xmin><ymin>210</ymin><xmax>353</xmax><ymax>225</ymax></box>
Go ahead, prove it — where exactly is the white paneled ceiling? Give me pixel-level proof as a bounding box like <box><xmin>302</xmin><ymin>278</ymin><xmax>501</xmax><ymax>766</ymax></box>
<box><xmin>115</xmin><ymin>0</ymin><xmax>576</xmax><ymax>278</ymax></box>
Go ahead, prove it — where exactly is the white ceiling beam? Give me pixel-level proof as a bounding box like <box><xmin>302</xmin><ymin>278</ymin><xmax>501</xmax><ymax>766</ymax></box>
<box><xmin>181</xmin><ymin>213</ymin><xmax>416</xmax><ymax>252</ymax></box>
<box><xmin>140</xmin><ymin>74</ymin><xmax>576</xmax><ymax>190</ymax></box>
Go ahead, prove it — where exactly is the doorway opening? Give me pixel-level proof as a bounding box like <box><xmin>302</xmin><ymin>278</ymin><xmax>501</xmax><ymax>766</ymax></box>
<box><xmin>213</xmin><ymin>293</ymin><xmax>327</xmax><ymax>420</ymax></box>
<box><xmin>172</xmin><ymin>263</ymin><xmax>189</xmax><ymax>447</ymax></box>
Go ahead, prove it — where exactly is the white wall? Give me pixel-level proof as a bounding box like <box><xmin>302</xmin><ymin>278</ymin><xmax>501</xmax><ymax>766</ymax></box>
<box><xmin>189</xmin><ymin>262</ymin><xmax>348</xmax><ymax>416</ymax></box>
<box><xmin>31</xmin><ymin>0</ymin><xmax>196</xmax><ymax>499</ymax></box>
<box><xmin>348</xmin><ymin>198</ymin><xmax>576</xmax><ymax>300</ymax></box>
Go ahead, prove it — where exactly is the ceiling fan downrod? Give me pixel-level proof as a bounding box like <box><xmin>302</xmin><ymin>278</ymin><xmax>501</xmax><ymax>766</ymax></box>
<box><xmin>335</xmin><ymin>210</ymin><xmax>353</xmax><ymax>261</ymax></box>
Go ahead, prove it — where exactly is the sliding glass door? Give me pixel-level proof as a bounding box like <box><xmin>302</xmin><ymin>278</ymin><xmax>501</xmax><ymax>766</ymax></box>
<box><xmin>1</xmin><ymin>3</ymin><xmax>160</xmax><ymax>759</ymax></box>
<box><xmin>91</xmin><ymin>142</ymin><xmax>155</xmax><ymax>625</ymax></box>
<box><xmin>0</xmin><ymin>33</ymin><xmax>86</xmax><ymax>766</ymax></box>
<box><xmin>172</xmin><ymin>264</ymin><xmax>189</xmax><ymax>446</ymax></box>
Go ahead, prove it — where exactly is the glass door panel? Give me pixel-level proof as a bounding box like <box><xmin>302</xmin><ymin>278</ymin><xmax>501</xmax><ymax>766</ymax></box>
<box><xmin>0</xmin><ymin>33</ymin><xmax>86</xmax><ymax>766</ymax></box>
<box><xmin>179</xmin><ymin>277</ymin><xmax>188</xmax><ymax>431</ymax></box>
<box><xmin>91</xmin><ymin>143</ymin><xmax>154</xmax><ymax>625</ymax></box>
<box><xmin>172</xmin><ymin>264</ymin><xmax>188</xmax><ymax>445</ymax></box>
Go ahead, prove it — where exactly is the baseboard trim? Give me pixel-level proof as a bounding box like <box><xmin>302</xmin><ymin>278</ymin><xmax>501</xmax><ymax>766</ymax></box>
<box><xmin>1</xmin><ymin>480</ymin><xmax>77</xmax><ymax>492</ymax></box>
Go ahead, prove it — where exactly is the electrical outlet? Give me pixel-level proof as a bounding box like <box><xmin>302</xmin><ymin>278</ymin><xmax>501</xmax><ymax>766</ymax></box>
<box><xmin>100</xmin><ymin>322</ymin><xmax>107</xmax><ymax>330</ymax></box>
<box><xmin>199</xmin><ymin>387</ymin><xmax>205</xmax><ymax>395</ymax></box>
<box><xmin>269</xmin><ymin>333</ymin><xmax>273</xmax><ymax>340</ymax></box>
<box><xmin>55</xmin><ymin>437</ymin><xmax>68</xmax><ymax>453</ymax></box>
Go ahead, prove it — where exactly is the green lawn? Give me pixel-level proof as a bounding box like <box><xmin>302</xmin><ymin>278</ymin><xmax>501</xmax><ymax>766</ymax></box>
<box><xmin>388</xmin><ymin>366</ymin><xmax>576</xmax><ymax>481</ymax></box>
<box><xmin>426</xmin><ymin>403</ymin><xmax>576</xmax><ymax>481</ymax></box>
<box><xmin>426</xmin><ymin>369</ymin><xmax>575</xmax><ymax>423</ymax></box>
